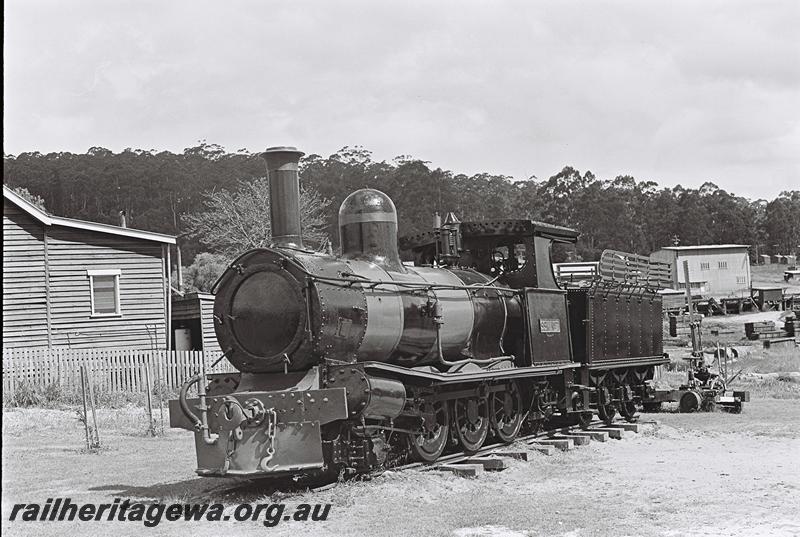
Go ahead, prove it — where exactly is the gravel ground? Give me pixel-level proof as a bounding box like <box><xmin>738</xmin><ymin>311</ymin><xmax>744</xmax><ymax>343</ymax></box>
<box><xmin>3</xmin><ymin>399</ymin><xmax>799</xmax><ymax>537</ymax></box>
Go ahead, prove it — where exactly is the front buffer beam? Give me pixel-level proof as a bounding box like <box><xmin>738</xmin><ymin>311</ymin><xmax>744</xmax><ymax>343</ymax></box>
<box><xmin>170</xmin><ymin>387</ymin><xmax>348</xmax><ymax>477</ymax></box>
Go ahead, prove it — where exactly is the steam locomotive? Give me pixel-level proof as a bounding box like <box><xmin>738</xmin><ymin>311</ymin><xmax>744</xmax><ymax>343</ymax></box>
<box><xmin>169</xmin><ymin>146</ymin><xmax>667</xmax><ymax>478</ymax></box>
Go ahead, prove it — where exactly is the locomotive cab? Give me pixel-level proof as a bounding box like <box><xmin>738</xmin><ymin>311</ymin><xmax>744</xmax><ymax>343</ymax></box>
<box><xmin>400</xmin><ymin>218</ymin><xmax>580</xmax><ymax>367</ymax></box>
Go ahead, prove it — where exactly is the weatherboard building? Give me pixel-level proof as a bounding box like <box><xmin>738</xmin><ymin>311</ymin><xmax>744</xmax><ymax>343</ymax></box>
<box><xmin>2</xmin><ymin>185</ymin><xmax>177</xmax><ymax>350</ymax></box>
<box><xmin>650</xmin><ymin>244</ymin><xmax>751</xmax><ymax>299</ymax></box>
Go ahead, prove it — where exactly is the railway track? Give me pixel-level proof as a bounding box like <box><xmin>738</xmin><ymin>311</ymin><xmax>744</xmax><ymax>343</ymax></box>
<box><xmin>394</xmin><ymin>416</ymin><xmax>650</xmax><ymax>476</ymax></box>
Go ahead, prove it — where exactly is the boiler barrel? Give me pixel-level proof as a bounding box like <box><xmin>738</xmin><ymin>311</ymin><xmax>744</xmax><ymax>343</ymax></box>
<box><xmin>304</xmin><ymin>253</ymin><xmax>515</xmax><ymax>367</ymax></box>
<box><xmin>213</xmin><ymin>248</ymin><xmax>517</xmax><ymax>373</ymax></box>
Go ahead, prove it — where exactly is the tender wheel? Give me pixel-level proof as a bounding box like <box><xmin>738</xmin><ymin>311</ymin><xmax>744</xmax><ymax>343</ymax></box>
<box><xmin>619</xmin><ymin>402</ymin><xmax>639</xmax><ymax>423</ymax></box>
<box><xmin>490</xmin><ymin>382</ymin><xmax>524</xmax><ymax>443</ymax></box>
<box><xmin>408</xmin><ymin>400</ymin><xmax>450</xmax><ymax>462</ymax></box>
<box><xmin>597</xmin><ymin>403</ymin><xmax>616</xmax><ymax>426</ymax></box>
<box><xmin>577</xmin><ymin>411</ymin><xmax>593</xmax><ymax>429</ymax></box>
<box><xmin>679</xmin><ymin>391</ymin><xmax>702</xmax><ymax>413</ymax></box>
<box><xmin>454</xmin><ymin>397</ymin><xmax>489</xmax><ymax>453</ymax></box>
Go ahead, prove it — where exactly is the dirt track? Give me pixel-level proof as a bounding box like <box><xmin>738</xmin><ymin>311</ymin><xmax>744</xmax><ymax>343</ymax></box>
<box><xmin>3</xmin><ymin>399</ymin><xmax>799</xmax><ymax>537</ymax></box>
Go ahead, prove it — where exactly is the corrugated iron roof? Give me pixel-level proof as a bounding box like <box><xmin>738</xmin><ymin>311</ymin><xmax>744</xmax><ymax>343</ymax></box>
<box><xmin>4</xmin><ymin>185</ymin><xmax>177</xmax><ymax>244</ymax></box>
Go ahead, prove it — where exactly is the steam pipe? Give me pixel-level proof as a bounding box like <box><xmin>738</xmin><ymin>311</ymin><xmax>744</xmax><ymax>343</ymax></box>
<box><xmin>179</xmin><ymin>374</ymin><xmax>218</xmax><ymax>445</ymax></box>
<box><xmin>262</xmin><ymin>146</ymin><xmax>305</xmax><ymax>249</ymax></box>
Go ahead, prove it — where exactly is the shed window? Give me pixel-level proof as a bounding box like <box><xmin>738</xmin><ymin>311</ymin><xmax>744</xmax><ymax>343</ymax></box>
<box><xmin>736</xmin><ymin>276</ymin><xmax>746</xmax><ymax>284</ymax></box>
<box><xmin>700</xmin><ymin>262</ymin><xmax>710</xmax><ymax>271</ymax></box>
<box><xmin>87</xmin><ymin>269</ymin><xmax>121</xmax><ymax>316</ymax></box>
<box><xmin>718</xmin><ymin>261</ymin><xmax>728</xmax><ymax>269</ymax></box>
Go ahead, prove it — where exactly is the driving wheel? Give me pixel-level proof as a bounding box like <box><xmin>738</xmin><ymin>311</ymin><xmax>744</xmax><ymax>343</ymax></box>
<box><xmin>490</xmin><ymin>382</ymin><xmax>524</xmax><ymax>443</ymax></box>
<box><xmin>454</xmin><ymin>397</ymin><xmax>489</xmax><ymax>453</ymax></box>
<box><xmin>408</xmin><ymin>400</ymin><xmax>450</xmax><ymax>462</ymax></box>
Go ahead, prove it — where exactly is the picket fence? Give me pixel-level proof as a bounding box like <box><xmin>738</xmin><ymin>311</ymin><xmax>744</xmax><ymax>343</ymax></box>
<box><xmin>2</xmin><ymin>347</ymin><xmax>236</xmax><ymax>398</ymax></box>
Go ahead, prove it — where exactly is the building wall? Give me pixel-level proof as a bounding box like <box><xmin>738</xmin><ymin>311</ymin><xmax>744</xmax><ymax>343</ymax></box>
<box><xmin>170</xmin><ymin>293</ymin><xmax>220</xmax><ymax>353</ymax></box>
<box><xmin>3</xmin><ymin>197</ymin><xmax>168</xmax><ymax>350</ymax></box>
<box><xmin>675</xmin><ymin>249</ymin><xmax>750</xmax><ymax>298</ymax></box>
<box><xmin>45</xmin><ymin>227</ymin><xmax>167</xmax><ymax>349</ymax></box>
<box><xmin>2</xmin><ymin>200</ymin><xmax>49</xmax><ymax>348</ymax></box>
<box><xmin>171</xmin><ymin>297</ymin><xmax>200</xmax><ymax>321</ymax></box>
<box><xmin>651</xmin><ymin>247</ymin><xmax>751</xmax><ymax>298</ymax></box>
<box><xmin>198</xmin><ymin>295</ymin><xmax>222</xmax><ymax>353</ymax></box>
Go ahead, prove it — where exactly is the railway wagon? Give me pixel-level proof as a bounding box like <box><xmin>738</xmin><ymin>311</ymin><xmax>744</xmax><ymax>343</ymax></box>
<box><xmin>169</xmin><ymin>146</ymin><xmax>668</xmax><ymax>478</ymax></box>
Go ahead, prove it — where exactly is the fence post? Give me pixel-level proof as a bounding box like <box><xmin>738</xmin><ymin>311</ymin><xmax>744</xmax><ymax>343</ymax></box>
<box><xmin>131</xmin><ymin>350</ymin><xmax>138</xmax><ymax>394</ymax></box>
<box><xmin>155</xmin><ymin>351</ymin><xmax>165</xmax><ymax>433</ymax></box>
<box><xmin>26</xmin><ymin>349</ymin><xmax>33</xmax><ymax>390</ymax></box>
<box><xmin>139</xmin><ymin>350</ymin><xmax>146</xmax><ymax>394</ymax></box>
<box><xmin>43</xmin><ymin>349</ymin><xmax>50</xmax><ymax>387</ymax></box>
<box><xmin>6</xmin><ymin>349</ymin><xmax>16</xmax><ymax>400</ymax></box>
<box><xmin>86</xmin><ymin>367</ymin><xmax>100</xmax><ymax>447</ymax></box>
<box><xmin>56</xmin><ymin>348</ymin><xmax>62</xmax><ymax>390</ymax></box>
<box><xmin>144</xmin><ymin>359</ymin><xmax>155</xmax><ymax>436</ymax></box>
<box><xmin>79</xmin><ymin>366</ymin><xmax>91</xmax><ymax>449</ymax></box>
<box><xmin>117</xmin><ymin>349</ymin><xmax>123</xmax><ymax>393</ymax></box>
<box><xmin>3</xmin><ymin>350</ymin><xmax>8</xmax><ymax>400</ymax></box>
<box><xmin>125</xmin><ymin>351</ymin><xmax>132</xmax><ymax>393</ymax></box>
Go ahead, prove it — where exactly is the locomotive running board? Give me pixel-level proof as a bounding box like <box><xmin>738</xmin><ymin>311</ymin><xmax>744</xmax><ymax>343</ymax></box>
<box><xmin>362</xmin><ymin>361</ymin><xmax>578</xmax><ymax>385</ymax></box>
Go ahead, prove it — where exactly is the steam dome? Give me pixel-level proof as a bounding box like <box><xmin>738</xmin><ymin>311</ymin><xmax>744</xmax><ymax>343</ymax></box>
<box><xmin>338</xmin><ymin>189</ymin><xmax>404</xmax><ymax>272</ymax></box>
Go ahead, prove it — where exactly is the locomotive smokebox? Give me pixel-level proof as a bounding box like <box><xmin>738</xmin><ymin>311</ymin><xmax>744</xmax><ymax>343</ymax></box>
<box><xmin>339</xmin><ymin>189</ymin><xmax>404</xmax><ymax>272</ymax></box>
<box><xmin>262</xmin><ymin>146</ymin><xmax>305</xmax><ymax>248</ymax></box>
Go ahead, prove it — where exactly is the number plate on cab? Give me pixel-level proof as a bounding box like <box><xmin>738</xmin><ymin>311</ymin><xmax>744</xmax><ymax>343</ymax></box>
<box><xmin>539</xmin><ymin>319</ymin><xmax>561</xmax><ymax>333</ymax></box>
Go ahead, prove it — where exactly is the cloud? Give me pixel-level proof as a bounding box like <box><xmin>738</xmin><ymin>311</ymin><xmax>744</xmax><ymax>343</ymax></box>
<box><xmin>4</xmin><ymin>0</ymin><xmax>799</xmax><ymax>198</ymax></box>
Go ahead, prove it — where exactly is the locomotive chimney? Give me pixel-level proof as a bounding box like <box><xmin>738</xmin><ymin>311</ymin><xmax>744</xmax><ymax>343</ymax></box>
<box><xmin>262</xmin><ymin>146</ymin><xmax>305</xmax><ymax>249</ymax></box>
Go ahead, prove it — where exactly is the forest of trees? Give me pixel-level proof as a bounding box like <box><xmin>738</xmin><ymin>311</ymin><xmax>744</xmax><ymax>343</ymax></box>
<box><xmin>4</xmin><ymin>143</ymin><xmax>799</xmax><ymax>275</ymax></box>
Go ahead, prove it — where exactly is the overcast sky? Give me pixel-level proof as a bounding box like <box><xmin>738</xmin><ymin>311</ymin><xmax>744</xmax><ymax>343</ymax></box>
<box><xmin>4</xmin><ymin>0</ymin><xmax>799</xmax><ymax>199</ymax></box>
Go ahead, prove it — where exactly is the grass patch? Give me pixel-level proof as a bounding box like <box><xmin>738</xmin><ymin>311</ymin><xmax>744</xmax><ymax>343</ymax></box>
<box><xmin>733</xmin><ymin>376</ymin><xmax>800</xmax><ymax>399</ymax></box>
<box><xmin>2</xmin><ymin>404</ymin><xmax>171</xmax><ymax>438</ymax></box>
<box><xmin>3</xmin><ymin>380</ymin><xmax>179</xmax><ymax>409</ymax></box>
<box><xmin>745</xmin><ymin>351</ymin><xmax>800</xmax><ymax>373</ymax></box>
<box><xmin>2</xmin><ymin>381</ymin><xmax>174</xmax><ymax>439</ymax></box>
<box><xmin>751</xmin><ymin>263</ymin><xmax>800</xmax><ymax>291</ymax></box>
<box><xmin>730</xmin><ymin>349</ymin><xmax>800</xmax><ymax>398</ymax></box>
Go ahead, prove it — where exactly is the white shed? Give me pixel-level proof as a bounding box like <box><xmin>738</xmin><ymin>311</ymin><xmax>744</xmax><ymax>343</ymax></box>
<box><xmin>650</xmin><ymin>245</ymin><xmax>751</xmax><ymax>299</ymax></box>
